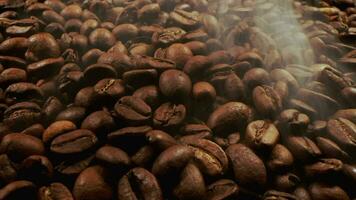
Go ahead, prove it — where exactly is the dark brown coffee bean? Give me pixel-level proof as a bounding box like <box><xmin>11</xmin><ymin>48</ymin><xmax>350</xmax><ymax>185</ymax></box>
<box><xmin>146</xmin><ymin>130</ymin><xmax>177</xmax><ymax>151</ymax></box>
<box><xmin>169</xmin><ymin>9</ymin><xmax>200</xmax><ymax>29</ymax></box>
<box><xmin>159</xmin><ymin>69</ymin><xmax>192</xmax><ymax>101</ymax></box>
<box><xmin>333</xmin><ymin>109</ymin><xmax>356</xmax><ymax>124</ymax></box>
<box><xmin>0</xmin><ymin>154</ymin><xmax>17</xmax><ymax>185</ymax></box>
<box><xmin>118</xmin><ymin>167</ymin><xmax>163</xmax><ymax>200</ymax></box>
<box><xmin>38</xmin><ymin>182</ymin><xmax>74</xmax><ymax>200</ymax></box>
<box><xmin>267</xmin><ymin>144</ymin><xmax>294</xmax><ymax>172</ymax></box>
<box><xmin>20</xmin><ymin>155</ymin><xmax>53</xmax><ymax>182</ymax></box>
<box><xmin>83</xmin><ymin>63</ymin><xmax>117</xmax><ymax>85</ymax></box>
<box><xmin>0</xmin><ymin>180</ymin><xmax>36</xmax><ymax>200</ymax></box>
<box><xmin>316</xmin><ymin>137</ymin><xmax>351</xmax><ymax>161</ymax></box>
<box><xmin>89</xmin><ymin>28</ymin><xmax>116</xmax><ymax>51</ymax></box>
<box><xmin>95</xmin><ymin>145</ymin><xmax>131</xmax><ymax>168</ymax></box>
<box><xmin>112</xmin><ymin>24</ymin><xmax>139</xmax><ymax>43</ymax></box>
<box><xmin>152</xmin><ymin>27</ymin><xmax>186</xmax><ymax>46</ymax></box>
<box><xmin>263</xmin><ymin>190</ymin><xmax>297</xmax><ymax>200</ymax></box>
<box><xmin>133</xmin><ymin>85</ymin><xmax>161</xmax><ymax>109</ymax></box>
<box><xmin>152</xmin><ymin>145</ymin><xmax>194</xmax><ymax>177</ymax></box>
<box><xmin>285</xmin><ymin>136</ymin><xmax>321</xmax><ymax>163</ymax></box>
<box><xmin>55</xmin><ymin>155</ymin><xmax>95</xmax><ymax>176</ymax></box>
<box><xmin>0</xmin><ymin>68</ymin><xmax>27</xmax><ymax>88</ymax></box>
<box><xmin>81</xmin><ymin>110</ymin><xmax>115</xmax><ymax>136</ymax></box>
<box><xmin>60</xmin><ymin>4</ymin><xmax>82</xmax><ymax>19</ymax></box>
<box><xmin>0</xmin><ymin>37</ymin><xmax>29</xmax><ymax>57</ymax></box>
<box><xmin>207</xmin><ymin>102</ymin><xmax>254</xmax><ymax>135</ymax></box>
<box><xmin>180</xmin><ymin>138</ymin><xmax>228</xmax><ymax>176</ymax></box>
<box><xmin>0</xmin><ymin>133</ymin><xmax>45</xmax><ymax>162</ymax></box>
<box><xmin>3</xmin><ymin>102</ymin><xmax>42</xmax><ymax>131</ymax></box>
<box><xmin>245</xmin><ymin>120</ymin><xmax>280</xmax><ymax>149</ymax></box>
<box><xmin>123</xmin><ymin>69</ymin><xmax>158</xmax><ymax>89</ymax></box>
<box><xmin>225</xmin><ymin>144</ymin><xmax>267</xmax><ymax>187</ymax></box>
<box><xmin>304</xmin><ymin>158</ymin><xmax>343</xmax><ymax>178</ymax></box>
<box><xmin>153</xmin><ymin>102</ymin><xmax>186</xmax><ymax>128</ymax></box>
<box><xmin>55</xmin><ymin>106</ymin><xmax>87</xmax><ymax>126</ymax></box>
<box><xmin>50</xmin><ymin>129</ymin><xmax>98</xmax><ymax>155</ymax></box>
<box><xmin>308</xmin><ymin>182</ymin><xmax>350</xmax><ymax>200</ymax></box>
<box><xmin>5</xmin><ymin>82</ymin><xmax>43</xmax><ymax>104</ymax></box>
<box><xmin>206</xmin><ymin>179</ymin><xmax>239</xmax><ymax>200</ymax></box>
<box><xmin>276</xmin><ymin>109</ymin><xmax>310</xmax><ymax>135</ymax></box>
<box><xmin>165</xmin><ymin>43</ymin><xmax>193</xmax><ymax>68</ymax></box>
<box><xmin>243</xmin><ymin>68</ymin><xmax>271</xmax><ymax>89</ymax></box>
<box><xmin>43</xmin><ymin>120</ymin><xmax>77</xmax><ymax>144</ymax></box>
<box><xmin>73</xmin><ymin>165</ymin><xmax>113</xmax><ymax>200</ymax></box>
<box><xmin>173</xmin><ymin>162</ymin><xmax>206</xmax><ymax>200</ymax></box>
<box><xmin>252</xmin><ymin>85</ymin><xmax>282</xmax><ymax>117</ymax></box>
<box><xmin>27</xmin><ymin>57</ymin><xmax>64</xmax><ymax>80</ymax></box>
<box><xmin>293</xmin><ymin>187</ymin><xmax>312</xmax><ymax>200</ymax></box>
<box><xmin>115</xmin><ymin>96</ymin><xmax>152</xmax><ymax>125</ymax></box>
<box><xmin>25</xmin><ymin>33</ymin><xmax>61</xmax><ymax>62</ymax></box>
<box><xmin>327</xmin><ymin>118</ymin><xmax>356</xmax><ymax>153</ymax></box>
<box><xmin>21</xmin><ymin>123</ymin><xmax>44</xmax><ymax>138</ymax></box>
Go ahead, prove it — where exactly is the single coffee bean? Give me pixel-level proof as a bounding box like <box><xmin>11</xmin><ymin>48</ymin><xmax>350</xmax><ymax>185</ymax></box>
<box><xmin>173</xmin><ymin>162</ymin><xmax>206</xmax><ymax>200</ymax></box>
<box><xmin>252</xmin><ymin>85</ymin><xmax>282</xmax><ymax>117</ymax></box>
<box><xmin>267</xmin><ymin>144</ymin><xmax>294</xmax><ymax>172</ymax></box>
<box><xmin>153</xmin><ymin>102</ymin><xmax>186</xmax><ymax>128</ymax></box>
<box><xmin>206</xmin><ymin>179</ymin><xmax>239</xmax><ymax>200</ymax></box>
<box><xmin>0</xmin><ymin>133</ymin><xmax>45</xmax><ymax>162</ymax></box>
<box><xmin>73</xmin><ymin>165</ymin><xmax>113</xmax><ymax>200</ymax></box>
<box><xmin>0</xmin><ymin>180</ymin><xmax>37</xmax><ymax>200</ymax></box>
<box><xmin>25</xmin><ymin>33</ymin><xmax>61</xmax><ymax>62</ymax></box>
<box><xmin>327</xmin><ymin>118</ymin><xmax>356</xmax><ymax>153</ymax></box>
<box><xmin>114</xmin><ymin>96</ymin><xmax>152</xmax><ymax>125</ymax></box>
<box><xmin>245</xmin><ymin>120</ymin><xmax>280</xmax><ymax>150</ymax></box>
<box><xmin>308</xmin><ymin>182</ymin><xmax>350</xmax><ymax>200</ymax></box>
<box><xmin>159</xmin><ymin>69</ymin><xmax>192</xmax><ymax>101</ymax></box>
<box><xmin>50</xmin><ymin>129</ymin><xmax>98</xmax><ymax>155</ymax></box>
<box><xmin>117</xmin><ymin>167</ymin><xmax>163</xmax><ymax>200</ymax></box>
<box><xmin>285</xmin><ymin>136</ymin><xmax>321</xmax><ymax>163</ymax></box>
<box><xmin>95</xmin><ymin>145</ymin><xmax>131</xmax><ymax>168</ymax></box>
<box><xmin>38</xmin><ymin>182</ymin><xmax>74</xmax><ymax>200</ymax></box>
<box><xmin>225</xmin><ymin>144</ymin><xmax>267</xmax><ymax>188</ymax></box>
<box><xmin>165</xmin><ymin>43</ymin><xmax>193</xmax><ymax>68</ymax></box>
<box><xmin>207</xmin><ymin>102</ymin><xmax>254</xmax><ymax>135</ymax></box>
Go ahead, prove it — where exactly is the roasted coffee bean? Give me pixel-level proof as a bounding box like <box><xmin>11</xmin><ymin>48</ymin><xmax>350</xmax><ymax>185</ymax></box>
<box><xmin>159</xmin><ymin>69</ymin><xmax>192</xmax><ymax>101</ymax></box>
<box><xmin>20</xmin><ymin>155</ymin><xmax>53</xmax><ymax>183</ymax></box>
<box><xmin>327</xmin><ymin>118</ymin><xmax>356</xmax><ymax>154</ymax></box>
<box><xmin>285</xmin><ymin>136</ymin><xmax>322</xmax><ymax>163</ymax></box>
<box><xmin>3</xmin><ymin>102</ymin><xmax>42</xmax><ymax>131</ymax></box>
<box><xmin>0</xmin><ymin>180</ymin><xmax>37</xmax><ymax>200</ymax></box>
<box><xmin>38</xmin><ymin>182</ymin><xmax>74</xmax><ymax>200</ymax></box>
<box><xmin>165</xmin><ymin>43</ymin><xmax>193</xmax><ymax>68</ymax></box>
<box><xmin>0</xmin><ymin>154</ymin><xmax>17</xmax><ymax>185</ymax></box>
<box><xmin>25</xmin><ymin>33</ymin><xmax>61</xmax><ymax>62</ymax></box>
<box><xmin>0</xmin><ymin>133</ymin><xmax>45</xmax><ymax>162</ymax></box>
<box><xmin>117</xmin><ymin>167</ymin><xmax>163</xmax><ymax>200</ymax></box>
<box><xmin>115</xmin><ymin>96</ymin><xmax>152</xmax><ymax>125</ymax></box>
<box><xmin>95</xmin><ymin>145</ymin><xmax>131</xmax><ymax>168</ymax></box>
<box><xmin>73</xmin><ymin>166</ymin><xmax>113</xmax><ymax>200</ymax></box>
<box><xmin>50</xmin><ymin>129</ymin><xmax>98</xmax><ymax>155</ymax></box>
<box><xmin>226</xmin><ymin>144</ymin><xmax>267</xmax><ymax>188</ymax></box>
<box><xmin>1</xmin><ymin>0</ymin><xmax>356</xmax><ymax>198</ymax></box>
<box><xmin>252</xmin><ymin>85</ymin><xmax>282</xmax><ymax>117</ymax></box>
<box><xmin>308</xmin><ymin>182</ymin><xmax>350</xmax><ymax>200</ymax></box>
<box><xmin>206</xmin><ymin>179</ymin><xmax>239</xmax><ymax>200</ymax></box>
<box><xmin>245</xmin><ymin>120</ymin><xmax>280</xmax><ymax>150</ymax></box>
<box><xmin>207</xmin><ymin>102</ymin><xmax>254</xmax><ymax>135</ymax></box>
<box><xmin>153</xmin><ymin>102</ymin><xmax>186</xmax><ymax>128</ymax></box>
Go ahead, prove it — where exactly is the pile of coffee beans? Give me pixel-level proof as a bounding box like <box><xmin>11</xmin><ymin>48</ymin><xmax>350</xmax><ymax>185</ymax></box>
<box><xmin>0</xmin><ymin>0</ymin><xmax>355</xmax><ymax>199</ymax></box>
